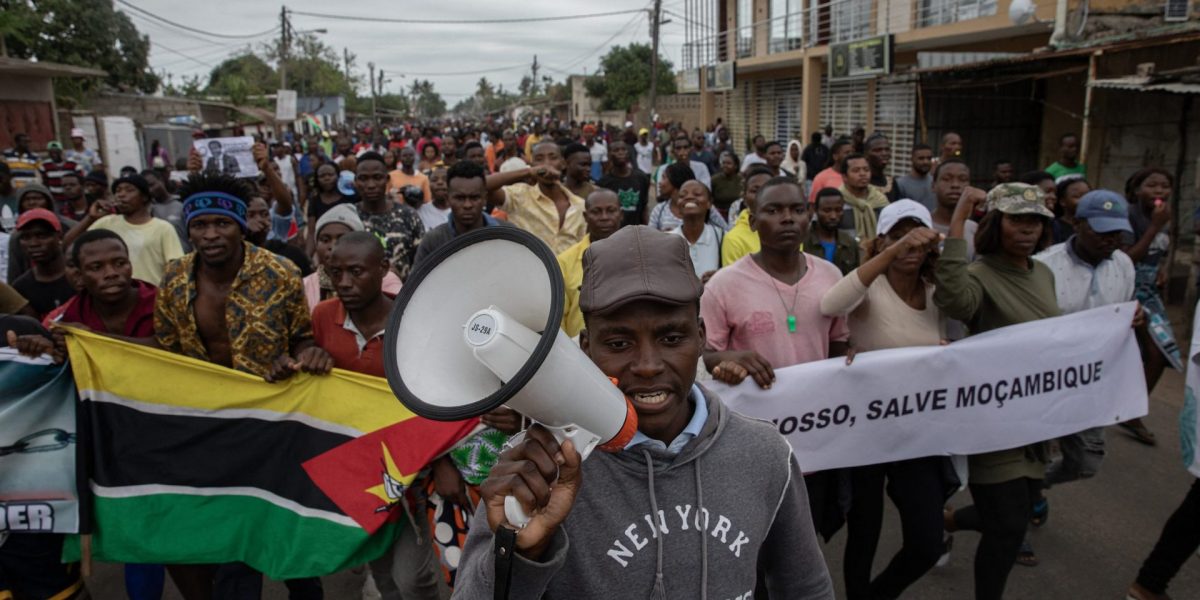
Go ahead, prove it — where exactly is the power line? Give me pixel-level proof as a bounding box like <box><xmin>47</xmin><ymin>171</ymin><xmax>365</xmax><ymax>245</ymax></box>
<box><xmin>116</xmin><ymin>0</ymin><xmax>279</xmax><ymax>40</ymax></box>
<box><xmin>125</xmin><ymin>11</ymin><xmax>241</xmax><ymax>48</ymax></box>
<box><xmin>150</xmin><ymin>40</ymin><xmax>220</xmax><ymax>69</ymax></box>
<box><xmin>157</xmin><ymin>44</ymin><xmax>253</xmax><ymax>70</ymax></box>
<box><xmin>289</xmin><ymin>7</ymin><xmax>645</xmax><ymax>25</ymax></box>
<box><xmin>542</xmin><ymin>10</ymin><xmax>647</xmax><ymax>76</ymax></box>
<box><xmin>375</xmin><ymin>64</ymin><xmax>531</xmax><ymax>78</ymax></box>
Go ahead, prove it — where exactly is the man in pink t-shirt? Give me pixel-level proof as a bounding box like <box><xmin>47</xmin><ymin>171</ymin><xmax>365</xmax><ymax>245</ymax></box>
<box><xmin>808</xmin><ymin>139</ymin><xmax>853</xmax><ymax>204</ymax></box>
<box><xmin>701</xmin><ymin>176</ymin><xmax>849</xmax><ymax>539</ymax></box>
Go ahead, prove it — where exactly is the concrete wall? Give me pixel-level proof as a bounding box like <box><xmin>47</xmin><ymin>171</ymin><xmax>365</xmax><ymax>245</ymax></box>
<box><xmin>0</xmin><ymin>74</ymin><xmax>53</xmax><ymax>102</ymax></box>
<box><xmin>86</xmin><ymin>95</ymin><xmax>205</xmax><ymax>126</ymax></box>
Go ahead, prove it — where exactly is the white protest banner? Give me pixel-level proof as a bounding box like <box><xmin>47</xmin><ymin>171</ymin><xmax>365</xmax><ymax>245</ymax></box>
<box><xmin>193</xmin><ymin>136</ymin><xmax>259</xmax><ymax>179</ymax></box>
<box><xmin>712</xmin><ymin>302</ymin><xmax>1148</xmax><ymax>473</ymax></box>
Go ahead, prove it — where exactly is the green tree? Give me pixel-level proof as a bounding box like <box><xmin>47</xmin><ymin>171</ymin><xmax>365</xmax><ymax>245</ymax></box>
<box><xmin>408</xmin><ymin>79</ymin><xmax>446</xmax><ymax>120</ymax></box>
<box><xmin>263</xmin><ymin>32</ymin><xmax>356</xmax><ymax>98</ymax></box>
<box><xmin>0</xmin><ymin>0</ymin><xmax>35</xmax><ymax>57</ymax></box>
<box><xmin>207</xmin><ymin>54</ymin><xmax>277</xmax><ymax>106</ymax></box>
<box><xmin>2</xmin><ymin>0</ymin><xmax>159</xmax><ymax>100</ymax></box>
<box><xmin>585</xmin><ymin>43</ymin><xmax>676</xmax><ymax>112</ymax></box>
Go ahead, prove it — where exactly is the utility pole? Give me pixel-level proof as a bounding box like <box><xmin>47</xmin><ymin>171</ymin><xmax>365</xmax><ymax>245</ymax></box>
<box><xmin>343</xmin><ymin>47</ymin><xmax>352</xmax><ymax>83</ymax></box>
<box><xmin>377</xmin><ymin>68</ymin><xmax>385</xmax><ymax>128</ymax></box>
<box><xmin>278</xmin><ymin>6</ymin><xmax>290</xmax><ymax>90</ymax></box>
<box><xmin>369</xmin><ymin>62</ymin><xmax>377</xmax><ymax>127</ymax></box>
<box><xmin>648</xmin><ymin>0</ymin><xmax>662</xmax><ymax>126</ymax></box>
<box><xmin>531</xmin><ymin>55</ymin><xmax>540</xmax><ymax>96</ymax></box>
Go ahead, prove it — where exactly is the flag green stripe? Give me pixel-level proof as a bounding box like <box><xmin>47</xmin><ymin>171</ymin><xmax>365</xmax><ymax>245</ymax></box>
<box><xmin>64</xmin><ymin>493</ymin><xmax>402</xmax><ymax>579</ymax></box>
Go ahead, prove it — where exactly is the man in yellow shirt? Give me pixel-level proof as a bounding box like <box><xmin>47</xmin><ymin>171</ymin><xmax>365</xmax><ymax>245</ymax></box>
<box><xmin>523</xmin><ymin>124</ymin><xmax>543</xmax><ymax>163</ymax></box>
<box><xmin>557</xmin><ymin>189</ymin><xmax>622</xmax><ymax>337</ymax></box>
<box><xmin>485</xmin><ymin>140</ymin><xmax>585</xmax><ymax>254</ymax></box>
<box><xmin>721</xmin><ymin>165</ymin><xmax>773</xmax><ymax>266</ymax></box>
<box><xmin>387</xmin><ymin>146</ymin><xmax>432</xmax><ymax>203</ymax></box>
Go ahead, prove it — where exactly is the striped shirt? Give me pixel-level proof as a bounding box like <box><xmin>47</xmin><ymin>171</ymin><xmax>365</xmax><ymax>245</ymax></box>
<box><xmin>39</xmin><ymin>159</ymin><xmax>82</xmax><ymax>200</ymax></box>
<box><xmin>3</xmin><ymin>149</ymin><xmax>41</xmax><ymax>190</ymax></box>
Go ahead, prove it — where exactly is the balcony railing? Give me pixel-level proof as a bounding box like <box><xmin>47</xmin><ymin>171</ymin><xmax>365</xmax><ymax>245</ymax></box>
<box><xmin>679</xmin><ymin>0</ymin><xmax>999</xmax><ymax>69</ymax></box>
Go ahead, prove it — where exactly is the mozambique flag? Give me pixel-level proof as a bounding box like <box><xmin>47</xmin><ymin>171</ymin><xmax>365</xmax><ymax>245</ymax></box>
<box><xmin>63</xmin><ymin>328</ymin><xmax>479</xmax><ymax>579</ymax></box>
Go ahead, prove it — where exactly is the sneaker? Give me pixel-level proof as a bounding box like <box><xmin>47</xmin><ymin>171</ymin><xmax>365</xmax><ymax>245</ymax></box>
<box><xmin>935</xmin><ymin>534</ymin><xmax>953</xmax><ymax>568</ymax></box>
<box><xmin>1127</xmin><ymin>582</ymin><xmax>1171</xmax><ymax>600</ymax></box>
<box><xmin>362</xmin><ymin>573</ymin><xmax>382</xmax><ymax>600</ymax></box>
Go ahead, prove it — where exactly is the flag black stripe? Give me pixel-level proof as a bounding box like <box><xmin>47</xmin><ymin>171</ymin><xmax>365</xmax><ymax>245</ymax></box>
<box><xmin>86</xmin><ymin>401</ymin><xmax>351</xmax><ymax>514</ymax></box>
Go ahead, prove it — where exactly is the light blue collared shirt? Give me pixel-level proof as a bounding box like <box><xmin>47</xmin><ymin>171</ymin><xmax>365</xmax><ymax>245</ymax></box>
<box><xmin>625</xmin><ymin>384</ymin><xmax>708</xmax><ymax>455</ymax></box>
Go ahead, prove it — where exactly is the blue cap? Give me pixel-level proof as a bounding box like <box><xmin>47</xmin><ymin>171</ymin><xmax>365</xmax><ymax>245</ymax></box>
<box><xmin>337</xmin><ymin>170</ymin><xmax>356</xmax><ymax>196</ymax></box>
<box><xmin>1075</xmin><ymin>189</ymin><xmax>1132</xmax><ymax>234</ymax></box>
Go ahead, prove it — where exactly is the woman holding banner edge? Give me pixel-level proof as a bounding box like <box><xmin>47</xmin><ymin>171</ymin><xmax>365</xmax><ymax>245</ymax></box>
<box><xmin>932</xmin><ymin>182</ymin><xmax>1060</xmax><ymax>600</ymax></box>
<box><xmin>819</xmin><ymin>199</ymin><xmax>955</xmax><ymax>600</ymax></box>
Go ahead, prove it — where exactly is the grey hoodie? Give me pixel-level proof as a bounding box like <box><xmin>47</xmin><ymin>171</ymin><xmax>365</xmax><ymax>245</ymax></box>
<box><xmin>452</xmin><ymin>386</ymin><xmax>834</xmax><ymax>600</ymax></box>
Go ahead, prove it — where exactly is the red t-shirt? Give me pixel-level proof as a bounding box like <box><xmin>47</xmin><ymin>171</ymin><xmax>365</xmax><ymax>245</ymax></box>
<box><xmin>311</xmin><ymin>298</ymin><xmax>385</xmax><ymax>377</ymax></box>
<box><xmin>43</xmin><ymin>280</ymin><xmax>157</xmax><ymax>337</ymax></box>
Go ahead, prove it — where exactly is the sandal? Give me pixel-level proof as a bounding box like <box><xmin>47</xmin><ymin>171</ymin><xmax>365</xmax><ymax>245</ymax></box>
<box><xmin>1030</xmin><ymin>497</ymin><xmax>1048</xmax><ymax>527</ymax></box>
<box><xmin>1016</xmin><ymin>541</ymin><xmax>1039</xmax><ymax>567</ymax></box>
<box><xmin>1119</xmin><ymin>420</ymin><xmax>1158</xmax><ymax>446</ymax></box>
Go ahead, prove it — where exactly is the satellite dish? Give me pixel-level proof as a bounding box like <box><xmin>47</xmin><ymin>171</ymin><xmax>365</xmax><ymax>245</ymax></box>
<box><xmin>1009</xmin><ymin>0</ymin><xmax>1038</xmax><ymax>25</ymax></box>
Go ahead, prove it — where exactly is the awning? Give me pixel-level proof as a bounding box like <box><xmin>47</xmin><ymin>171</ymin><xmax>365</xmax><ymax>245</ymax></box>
<box><xmin>1089</xmin><ymin>76</ymin><xmax>1200</xmax><ymax>95</ymax></box>
<box><xmin>0</xmin><ymin>56</ymin><xmax>106</xmax><ymax>78</ymax></box>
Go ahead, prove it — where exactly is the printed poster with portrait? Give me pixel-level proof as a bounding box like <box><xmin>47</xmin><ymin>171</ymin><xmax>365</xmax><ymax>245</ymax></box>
<box><xmin>193</xmin><ymin>136</ymin><xmax>260</xmax><ymax>179</ymax></box>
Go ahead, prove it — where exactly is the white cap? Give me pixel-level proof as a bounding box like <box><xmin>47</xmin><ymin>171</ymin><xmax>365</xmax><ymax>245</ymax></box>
<box><xmin>624</xmin><ymin>121</ymin><xmax>633</xmax><ymax>128</ymax></box>
<box><xmin>70</xmin><ymin>128</ymin><xmax>85</xmax><ymax>138</ymax></box>
<box><xmin>876</xmin><ymin>199</ymin><xmax>933</xmax><ymax>236</ymax></box>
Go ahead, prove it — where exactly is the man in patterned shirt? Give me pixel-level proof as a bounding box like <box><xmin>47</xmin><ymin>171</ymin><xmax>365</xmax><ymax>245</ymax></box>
<box><xmin>354</xmin><ymin>151</ymin><xmax>424</xmax><ymax>281</ymax></box>
<box><xmin>153</xmin><ymin>171</ymin><xmax>333</xmax><ymax>597</ymax></box>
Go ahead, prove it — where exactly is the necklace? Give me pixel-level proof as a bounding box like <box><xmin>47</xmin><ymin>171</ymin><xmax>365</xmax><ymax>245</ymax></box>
<box><xmin>764</xmin><ymin>262</ymin><xmax>803</xmax><ymax>333</ymax></box>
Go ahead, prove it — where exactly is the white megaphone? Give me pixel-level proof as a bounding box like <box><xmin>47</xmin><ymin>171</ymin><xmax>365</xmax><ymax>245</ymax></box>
<box><xmin>383</xmin><ymin>227</ymin><xmax>638</xmax><ymax>527</ymax></box>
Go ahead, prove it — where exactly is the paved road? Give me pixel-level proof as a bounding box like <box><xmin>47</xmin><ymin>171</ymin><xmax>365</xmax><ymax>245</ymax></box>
<box><xmin>85</xmin><ymin>356</ymin><xmax>1200</xmax><ymax>599</ymax></box>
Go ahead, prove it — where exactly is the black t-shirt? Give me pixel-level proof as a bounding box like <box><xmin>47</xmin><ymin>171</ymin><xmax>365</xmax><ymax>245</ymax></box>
<box><xmin>11</xmin><ymin>272</ymin><xmax>76</xmax><ymax>318</ymax></box>
<box><xmin>264</xmin><ymin>240</ymin><xmax>314</xmax><ymax>277</ymax></box>
<box><xmin>307</xmin><ymin>192</ymin><xmax>356</xmax><ymax>221</ymax></box>
<box><xmin>597</xmin><ymin>169</ymin><xmax>651</xmax><ymax>227</ymax></box>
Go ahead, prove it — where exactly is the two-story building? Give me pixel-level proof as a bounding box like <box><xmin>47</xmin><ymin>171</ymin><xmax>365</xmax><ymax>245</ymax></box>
<box><xmin>680</xmin><ymin>0</ymin><xmax>1200</xmax><ymax>187</ymax></box>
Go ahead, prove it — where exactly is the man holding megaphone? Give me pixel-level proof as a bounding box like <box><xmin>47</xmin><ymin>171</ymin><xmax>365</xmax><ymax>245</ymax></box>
<box><xmin>450</xmin><ymin>226</ymin><xmax>834</xmax><ymax>599</ymax></box>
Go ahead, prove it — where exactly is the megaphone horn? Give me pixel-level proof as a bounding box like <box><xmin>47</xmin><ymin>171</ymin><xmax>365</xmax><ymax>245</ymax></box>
<box><xmin>383</xmin><ymin>227</ymin><xmax>638</xmax><ymax>526</ymax></box>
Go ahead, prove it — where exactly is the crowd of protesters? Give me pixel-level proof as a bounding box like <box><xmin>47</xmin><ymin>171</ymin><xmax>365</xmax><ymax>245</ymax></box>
<box><xmin>0</xmin><ymin>113</ymin><xmax>1196</xmax><ymax>600</ymax></box>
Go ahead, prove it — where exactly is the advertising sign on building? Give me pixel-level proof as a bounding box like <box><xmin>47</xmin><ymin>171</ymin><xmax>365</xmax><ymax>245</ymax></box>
<box><xmin>679</xmin><ymin>69</ymin><xmax>702</xmax><ymax>93</ymax></box>
<box><xmin>830</xmin><ymin>35</ymin><xmax>893</xmax><ymax>81</ymax></box>
<box><xmin>706</xmin><ymin>61</ymin><xmax>736</xmax><ymax>92</ymax></box>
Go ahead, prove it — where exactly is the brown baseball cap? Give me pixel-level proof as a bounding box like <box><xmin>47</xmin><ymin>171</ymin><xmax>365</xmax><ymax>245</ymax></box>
<box><xmin>579</xmin><ymin>225</ymin><xmax>703</xmax><ymax>315</ymax></box>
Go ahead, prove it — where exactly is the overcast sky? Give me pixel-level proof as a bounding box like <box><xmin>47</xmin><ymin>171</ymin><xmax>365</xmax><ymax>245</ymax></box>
<box><xmin>128</xmin><ymin>0</ymin><xmax>689</xmax><ymax>101</ymax></box>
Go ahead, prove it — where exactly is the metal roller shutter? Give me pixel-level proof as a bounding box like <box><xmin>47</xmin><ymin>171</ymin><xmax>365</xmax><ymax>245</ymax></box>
<box><xmin>873</xmin><ymin>75</ymin><xmax>918</xmax><ymax>180</ymax></box>
<box><xmin>819</xmin><ymin>75</ymin><xmax>869</xmax><ymax>143</ymax></box>
<box><xmin>724</xmin><ymin>78</ymin><xmax>805</xmax><ymax>159</ymax></box>
<box><xmin>757</xmin><ymin>77</ymin><xmax>804</xmax><ymax>144</ymax></box>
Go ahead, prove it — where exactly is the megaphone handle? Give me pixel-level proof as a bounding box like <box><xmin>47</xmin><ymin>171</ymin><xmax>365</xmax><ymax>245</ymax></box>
<box><xmin>502</xmin><ymin>425</ymin><xmax>600</xmax><ymax>528</ymax></box>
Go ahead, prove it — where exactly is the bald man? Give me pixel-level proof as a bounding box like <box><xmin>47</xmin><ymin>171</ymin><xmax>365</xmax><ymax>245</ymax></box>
<box><xmin>939</xmin><ymin>132</ymin><xmax>963</xmax><ymax>162</ymax></box>
<box><xmin>558</xmin><ymin>188</ymin><xmax>624</xmax><ymax>337</ymax></box>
